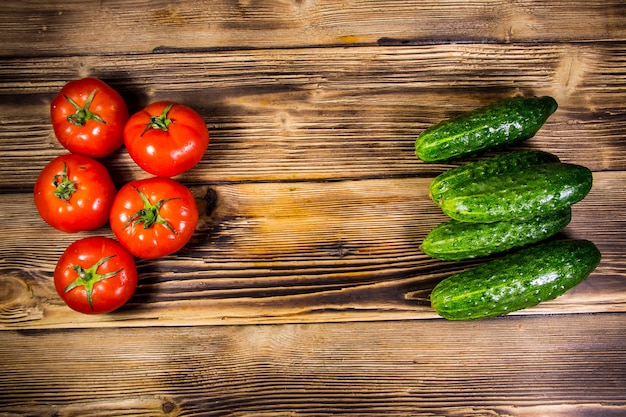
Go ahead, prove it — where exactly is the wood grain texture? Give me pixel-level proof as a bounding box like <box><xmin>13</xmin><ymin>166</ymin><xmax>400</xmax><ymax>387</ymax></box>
<box><xmin>1</xmin><ymin>43</ymin><xmax>624</xmax><ymax>329</ymax></box>
<box><xmin>1</xmin><ymin>315</ymin><xmax>625</xmax><ymax>416</ymax></box>
<box><xmin>1</xmin><ymin>171</ymin><xmax>624</xmax><ymax>329</ymax></box>
<box><xmin>1</xmin><ymin>43</ymin><xmax>625</xmax><ymax>191</ymax></box>
<box><xmin>2</xmin><ymin>0</ymin><xmax>626</xmax><ymax>414</ymax></box>
<box><xmin>1</xmin><ymin>0</ymin><xmax>625</xmax><ymax>56</ymax></box>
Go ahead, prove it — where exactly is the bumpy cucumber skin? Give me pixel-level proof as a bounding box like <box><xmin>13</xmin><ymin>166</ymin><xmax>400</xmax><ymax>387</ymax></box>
<box><xmin>440</xmin><ymin>162</ymin><xmax>592</xmax><ymax>223</ymax></box>
<box><xmin>429</xmin><ymin>150</ymin><xmax>560</xmax><ymax>205</ymax></box>
<box><xmin>415</xmin><ymin>96</ymin><xmax>558</xmax><ymax>163</ymax></box>
<box><xmin>422</xmin><ymin>207</ymin><xmax>571</xmax><ymax>261</ymax></box>
<box><xmin>430</xmin><ymin>239</ymin><xmax>601</xmax><ymax>320</ymax></box>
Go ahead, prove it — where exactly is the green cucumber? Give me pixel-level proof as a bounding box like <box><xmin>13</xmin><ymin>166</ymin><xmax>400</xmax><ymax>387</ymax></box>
<box><xmin>415</xmin><ymin>96</ymin><xmax>558</xmax><ymax>162</ymax></box>
<box><xmin>430</xmin><ymin>150</ymin><xmax>560</xmax><ymax>205</ymax></box>
<box><xmin>421</xmin><ymin>207</ymin><xmax>571</xmax><ymax>261</ymax></box>
<box><xmin>430</xmin><ymin>239</ymin><xmax>601</xmax><ymax>320</ymax></box>
<box><xmin>440</xmin><ymin>162</ymin><xmax>593</xmax><ymax>222</ymax></box>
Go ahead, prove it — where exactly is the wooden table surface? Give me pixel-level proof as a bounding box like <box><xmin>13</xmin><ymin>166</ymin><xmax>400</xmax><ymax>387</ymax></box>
<box><xmin>1</xmin><ymin>1</ymin><xmax>625</xmax><ymax>415</ymax></box>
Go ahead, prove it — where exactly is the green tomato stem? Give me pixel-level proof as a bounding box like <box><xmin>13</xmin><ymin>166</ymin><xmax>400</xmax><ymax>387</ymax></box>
<box><xmin>125</xmin><ymin>186</ymin><xmax>178</xmax><ymax>234</ymax></box>
<box><xmin>52</xmin><ymin>162</ymin><xmax>77</xmax><ymax>201</ymax></box>
<box><xmin>141</xmin><ymin>102</ymin><xmax>175</xmax><ymax>136</ymax></box>
<box><xmin>64</xmin><ymin>255</ymin><xmax>123</xmax><ymax>310</ymax></box>
<box><xmin>65</xmin><ymin>89</ymin><xmax>106</xmax><ymax>127</ymax></box>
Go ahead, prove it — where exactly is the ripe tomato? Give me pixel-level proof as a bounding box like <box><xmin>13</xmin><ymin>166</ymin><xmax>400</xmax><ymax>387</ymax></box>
<box><xmin>50</xmin><ymin>77</ymin><xmax>129</xmax><ymax>158</ymax></box>
<box><xmin>109</xmin><ymin>177</ymin><xmax>199</xmax><ymax>259</ymax></box>
<box><xmin>34</xmin><ymin>154</ymin><xmax>117</xmax><ymax>233</ymax></box>
<box><xmin>54</xmin><ymin>236</ymin><xmax>138</xmax><ymax>314</ymax></box>
<box><xmin>123</xmin><ymin>101</ymin><xmax>209</xmax><ymax>177</ymax></box>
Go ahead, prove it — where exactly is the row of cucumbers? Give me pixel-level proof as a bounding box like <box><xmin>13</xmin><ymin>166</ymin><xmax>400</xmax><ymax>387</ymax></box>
<box><xmin>412</xmin><ymin>96</ymin><xmax>601</xmax><ymax>320</ymax></box>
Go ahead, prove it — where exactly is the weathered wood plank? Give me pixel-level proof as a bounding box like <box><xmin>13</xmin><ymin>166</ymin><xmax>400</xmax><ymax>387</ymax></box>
<box><xmin>1</xmin><ymin>43</ymin><xmax>625</xmax><ymax>191</ymax></box>
<box><xmin>1</xmin><ymin>0</ymin><xmax>625</xmax><ymax>56</ymax></box>
<box><xmin>1</xmin><ymin>171</ymin><xmax>623</xmax><ymax>329</ymax></box>
<box><xmin>1</xmin><ymin>314</ymin><xmax>625</xmax><ymax>415</ymax></box>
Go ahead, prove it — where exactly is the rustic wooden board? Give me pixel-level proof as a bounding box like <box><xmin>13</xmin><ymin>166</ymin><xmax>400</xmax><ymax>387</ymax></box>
<box><xmin>1</xmin><ymin>43</ymin><xmax>625</xmax><ymax>191</ymax></box>
<box><xmin>1</xmin><ymin>170</ymin><xmax>624</xmax><ymax>329</ymax></box>
<box><xmin>2</xmin><ymin>1</ymin><xmax>626</xmax><ymax>414</ymax></box>
<box><xmin>1</xmin><ymin>0</ymin><xmax>625</xmax><ymax>56</ymax></box>
<box><xmin>1</xmin><ymin>314</ymin><xmax>625</xmax><ymax>415</ymax></box>
<box><xmin>1</xmin><ymin>44</ymin><xmax>625</xmax><ymax>329</ymax></box>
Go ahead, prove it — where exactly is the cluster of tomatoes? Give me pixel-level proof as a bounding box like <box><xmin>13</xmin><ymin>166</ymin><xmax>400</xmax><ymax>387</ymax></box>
<box><xmin>34</xmin><ymin>78</ymin><xmax>209</xmax><ymax>314</ymax></box>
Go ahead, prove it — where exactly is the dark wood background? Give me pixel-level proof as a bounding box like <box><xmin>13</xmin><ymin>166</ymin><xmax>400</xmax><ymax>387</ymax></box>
<box><xmin>1</xmin><ymin>1</ymin><xmax>625</xmax><ymax>415</ymax></box>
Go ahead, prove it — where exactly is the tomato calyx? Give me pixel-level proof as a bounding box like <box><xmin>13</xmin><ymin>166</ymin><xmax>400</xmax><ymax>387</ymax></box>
<box><xmin>125</xmin><ymin>186</ymin><xmax>178</xmax><ymax>233</ymax></box>
<box><xmin>52</xmin><ymin>162</ymin><xmax>77</xmax><ymax>201</ymax></box>
<box><xmin>141</xmin><ymin>103</ymin><xmax>175</xmax><ymax>136</ymax></box>
<box><xmin>64</xmin><ymin>89</ymin><xmax>106</xmax><ymax>127</ymax></box>
<box><xmin>64</xmin><ymin>255</ymin><xmax>123</xmax><ymax>310</ymax></box>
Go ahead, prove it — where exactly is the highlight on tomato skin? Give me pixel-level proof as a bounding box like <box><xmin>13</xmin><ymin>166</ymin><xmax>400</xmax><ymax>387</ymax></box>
<box><xmin>123</xmin><ymin>101</ymin><xmax>210</xmax><ymax>177</ymax></box>
<box><xmin>54</xmin><ymin>236</ymin><xmax>138</xmax><ymax>315</ymax></box>
<box><xmin>50</xmin><ymin>77</ymin><xmax>129</xmax><ymax>159</ymax></box>
<box><xmin>33</xmin><ymin>153</ymin><xmax>117</xmax><ymax>233</ymax></box>
<box><xmin>109</xmin><ymin>176</ymin><xmax>199</xmax><ymax>259</ymax></box>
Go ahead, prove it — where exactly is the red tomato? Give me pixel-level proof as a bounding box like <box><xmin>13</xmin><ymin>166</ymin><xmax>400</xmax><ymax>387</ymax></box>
<box><xmin>54</xmin><ymin>236</ymin><xmax>138</xmax><ymax>314</ymax></box>
<box><xmin>109</xmin><ymin>177</ymin><xmax>199</xmax><ymax>259</ymax></box>
<box><xmin>51</xmin><ymin>77</ymin><xmax>129</xmax><ymax>158</ymax></box>
<box><xmin>34</xmin><ymin>154</ymin><xmax>117</xmax><ymax>233</ymax></box>
<box><xmin>123</xmin><ymin>101</ymin><xmax>209</xmax><ymax>177</ymax></box>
